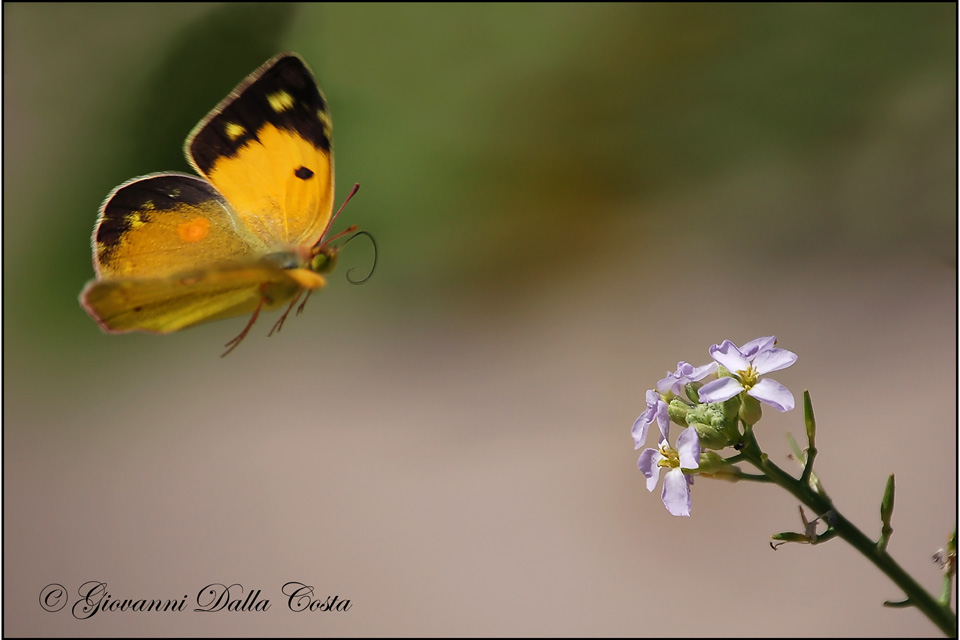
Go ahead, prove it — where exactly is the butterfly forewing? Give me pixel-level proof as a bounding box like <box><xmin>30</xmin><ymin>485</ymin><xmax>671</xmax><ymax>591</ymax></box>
<box><xmin>186</xmin><ymin>54</ymin><xmax>335</xmax><ymax>248</ymax></box>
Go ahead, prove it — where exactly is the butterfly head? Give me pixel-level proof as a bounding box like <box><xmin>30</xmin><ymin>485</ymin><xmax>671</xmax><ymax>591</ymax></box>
<box><xmin>308</xmin><ymin>225</ymin><xmax>376</xmax><ymax>285</ymax></box>
<box><xmin>309</xmin><ymin>243</ymin><xmax>339</xmax><ymax>275</ymax></box>
<box><xmin>305</xmin><ymin>183</ymin><xmax>374</xmax><ymax>282</ymax></box>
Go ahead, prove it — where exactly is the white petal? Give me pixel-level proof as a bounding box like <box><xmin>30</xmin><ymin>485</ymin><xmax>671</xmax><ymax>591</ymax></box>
<box><xmin>739</xmin><ymin>336</ymin><xmax>777</xmax><ymax>359</ymax></box>
<box><xmin>661</xmin><ymin>468</ymin><xmax>692</xmax><ymax>517</ymax></box>
<box><xmin>655</xmin><ymin>400</ymin><xmax>671</xmax><ymax>442</ymax></box>
<box><xmin>697</xmin><ymin>376</ymin><xmax>744</xmax><ymax>403</ymax></box>
<box><xmin>676</xmin><ymin>427</ymin><xmax>701</xmax><ymax>469</ymax></box>
<box><xmin>656</xmin><ymin>374</ymin><xmax>676</xmax><ymax>394</ymax></box>
<box><xmin>688</xmin><ymin>361</ymin><xmax>718</xmax><ymax>381</ymax></box>
<box><xmin>748</xmin><ymin>378</ymin><xmax>795</xmax><ymax>412</ymax></box>
<box><xmin>637</xmin><ymin>449</ymin><xmax>663</xmax><ymax>492</ymax></box>
<box><xmin>709</xmin><ymin>340</ymin><xmax>749</xmax><ymax>372</ymax></box>
<box><xmin>631</xmin><ymin>415</ymin><xmax>650</xmax><ymax>450</ymax></box>
<box><xmin>645</xmin><ymin>389</ymin><xmax>661</xmax><ymax>406</ymax></box>
<box><xmin>753</xmin><ymin>348</ymin><xmax>797</xmax><ymax>375</ymax></box>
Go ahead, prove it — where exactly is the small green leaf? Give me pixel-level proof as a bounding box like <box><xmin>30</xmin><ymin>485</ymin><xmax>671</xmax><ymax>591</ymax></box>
<box><xmin>878</xmin><ymin>474</ymin><xmax>895</xmax><ymax>552</ymax></box>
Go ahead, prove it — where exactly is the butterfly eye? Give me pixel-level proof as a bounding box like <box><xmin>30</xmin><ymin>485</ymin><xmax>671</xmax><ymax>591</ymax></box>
<box><xmin>309</xmin><ymin>249</ymin><xmax>337</xmax><ymax>274</ymax></box>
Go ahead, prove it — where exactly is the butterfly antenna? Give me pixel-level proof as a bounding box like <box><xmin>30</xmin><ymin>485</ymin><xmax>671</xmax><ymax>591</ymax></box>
<box><xmin>315</xmin><ymin>183</ymin><xmax>360</xmax><ymax>248</ymax></box>
<box><xmin>323</xmin><ymin>224</ymin><xmax>358</xmax><ymax>246</ymax></box>
<box><xmin>342</xmin><ymin>231</ymin><xmax>377</xmax><ymax>284</ymax></box>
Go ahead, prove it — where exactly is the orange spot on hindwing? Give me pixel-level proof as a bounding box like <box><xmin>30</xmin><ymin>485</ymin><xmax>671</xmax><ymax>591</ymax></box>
<box><xmin>178</xmin><ymin>217</ymin><xmax>211</xmax><ymax>243</ymax></box>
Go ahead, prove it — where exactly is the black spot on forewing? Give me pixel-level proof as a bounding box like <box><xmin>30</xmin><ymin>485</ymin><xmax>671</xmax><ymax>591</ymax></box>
<box><xmin>294</xmin><ymin>166</ymin><xmax>314</xmax><ymax>180</ymax></box>
<box><xmin>190</xmin><ymin>55</ymin><xmax>331</xmax><ymax>175</ymax></box>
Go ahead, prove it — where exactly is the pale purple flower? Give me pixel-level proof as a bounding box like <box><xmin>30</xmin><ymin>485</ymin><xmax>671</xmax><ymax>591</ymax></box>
<box><xmin>632</xmin><ymin>389</ymin><xmax>669</xmax><ymax>449</ymax></box>
<box><xmin>637</xmin><ymin>427</ymin><xmax>701</xmax><ymax>517</ymax></box>
<box><xmin>656</xmin><ymin>360</ymin><xmax>718</xmax><ymax>397</ymax></box>
<box><xmin>697</xmin><ymin>336</ymin><xmax>797</xmax><ymax>412</ymax></box>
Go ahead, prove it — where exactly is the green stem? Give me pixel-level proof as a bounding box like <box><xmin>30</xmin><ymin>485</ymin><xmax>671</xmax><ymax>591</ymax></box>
<box><xmin>738</xmin><ymin>426</ymin><xmax>957</xmax><ymax>637</ymax></box>
<box><xmin>939</xmin><ymin>530</ymin><xmax>957</xmax><ymax>607</ymax></box>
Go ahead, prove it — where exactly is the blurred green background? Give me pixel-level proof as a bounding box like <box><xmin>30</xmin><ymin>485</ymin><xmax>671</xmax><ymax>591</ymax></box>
<box><xmin>5</xmin><ymin>3</ymin><xmax>955</xmax><ymax>636</ymax></box>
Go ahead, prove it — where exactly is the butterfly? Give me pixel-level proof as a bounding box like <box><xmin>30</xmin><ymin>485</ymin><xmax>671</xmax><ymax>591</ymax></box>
<box><xmin>80</xmin><ymin>53</ymin><xmax>362</xmax><ymax>356</ymax></box>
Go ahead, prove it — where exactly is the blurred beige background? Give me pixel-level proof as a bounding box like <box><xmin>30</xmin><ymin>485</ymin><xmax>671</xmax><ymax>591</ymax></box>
<box><xmin>4</xmin><ymin>3</ymin><xmax>956</xmax><ymax>636</ymax></box>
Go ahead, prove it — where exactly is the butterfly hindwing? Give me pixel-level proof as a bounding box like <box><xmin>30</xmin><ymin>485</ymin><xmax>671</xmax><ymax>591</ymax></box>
<box><xmin>186</xmin><ymin>53</ymin><xmax>335</xmax><ymax>248</ymax></box>
<box><xmin>81</xmin><ymin>264</ymin><xmax>312</xmax><ymax>334</ymax></box>
<box><xmin>92</xmin><ymin>173</ymin><xmax>267</xmax><ymax>280</ymax></box>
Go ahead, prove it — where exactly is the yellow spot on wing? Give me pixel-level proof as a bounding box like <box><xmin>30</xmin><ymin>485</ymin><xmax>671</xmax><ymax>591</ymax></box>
<box><xmin>177</xmin><ymin>217</ymin><xmax>211</xmax><ymax>243</ymax></box>
<box><xmin>225</xmin><ymin>122</ymin><xmax>246</xmax><ymax>140</ymax></box>
<box><xmin>126</xmin><ymin>213</ymin><xmax>146</xmax><ymax>229</ymax></box>
<box><xmin>268</xmin><ymin>90</ymin><xmax>294</xmax><ymax>113</ymax></box>
<box><xmin>318</xmin><ymin>110</ymin><xmax>332</xmax><ymax>137</ymax></box>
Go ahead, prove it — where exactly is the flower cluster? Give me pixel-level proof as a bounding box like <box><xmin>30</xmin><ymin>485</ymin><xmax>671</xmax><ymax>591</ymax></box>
<box><xmin>632</xmin><ymin>336</ymin><xmax>797</xmax><ymax>516</ymax></box>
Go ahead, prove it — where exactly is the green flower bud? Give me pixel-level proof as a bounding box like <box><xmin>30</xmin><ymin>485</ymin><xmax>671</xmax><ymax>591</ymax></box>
<box><xmin>722</xmin><ymin>394</ymin><xmax>740</xmax><ymax>421</ymax></box>
<box><xmin>690</xmin><ymin>422</ymin><xmax>728</xmax><ymax>450</ymax></box>
<box><xmin>695</xmin><ymin>451</ymin><xmax>734</xmax><ymax>476</ymax></box>
<box><xmin>739</xmin><ymin>393</ymin><xmax>762</xmax><ymax>426</ymax></box>
<box><xmin>705</xmin><ymin>468</ymin><xmax>743</xmax><ymax>482</ymax></box>
<box><xmin>667</xmin><ymin>398</ymin><xmax>691</xmax><ymax>427</ymax></box>
<box><xmin>685</xmin><ymin>402</ymin><xmax>723</xmax><ymax>428</ymax></box>
<box><xmin>771</xmin><ymin>532</ymin><xmax>812</xmax><ymax>544</ymax></box>
<box><xmin>683</xmin><ymin>401</ymin><xmax>738</xmax><ymax>449</ymax></box>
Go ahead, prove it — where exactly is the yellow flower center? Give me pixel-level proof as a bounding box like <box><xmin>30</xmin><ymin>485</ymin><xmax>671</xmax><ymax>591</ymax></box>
<box><xmin>657</xmin><ymin>441</ymin><xmax>681</xmax><ymax>469</ymax></box>
<box><xmin>736</xmin><ymin>364</ymin><xmax>759</xmax><ymax>390</ymax></box>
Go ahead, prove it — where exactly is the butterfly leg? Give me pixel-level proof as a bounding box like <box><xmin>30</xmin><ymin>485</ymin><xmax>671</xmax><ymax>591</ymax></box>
<box><xmin>222</xmin><ymin>296</ymin><xmax>265</xmax><ymax>357</ymax></box>
<box><xmin>269</xmin><ymin>269</ymin><xmax>326</xmax><ymax>332</ymax></box>
<box><xmin>296</xmin><ymin>290</ymin><xmax>315</xmax><ymax>315</ymax></box>
<box><xmin>268</xmin><ymin>290</ymin><xmax>304</xmax><ymax>337</ymax></box>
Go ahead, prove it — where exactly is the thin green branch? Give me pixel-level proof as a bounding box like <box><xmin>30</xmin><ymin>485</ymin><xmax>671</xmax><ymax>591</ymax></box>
<box><xmin>738</xmin><ymin>424</ymin><xmax>957</xmax><ymax>637</ymax></box>
<box><xmin>938</xmin><ymin>530</ymin><xmax>957</xmax><ymax>608</ymax></box>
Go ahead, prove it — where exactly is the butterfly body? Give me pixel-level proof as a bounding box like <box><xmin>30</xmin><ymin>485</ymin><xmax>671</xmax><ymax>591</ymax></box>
<box><xmin>80</xmin><ymin>53</ymin><xmax>348</xmax><ymax>353</ymax></box>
